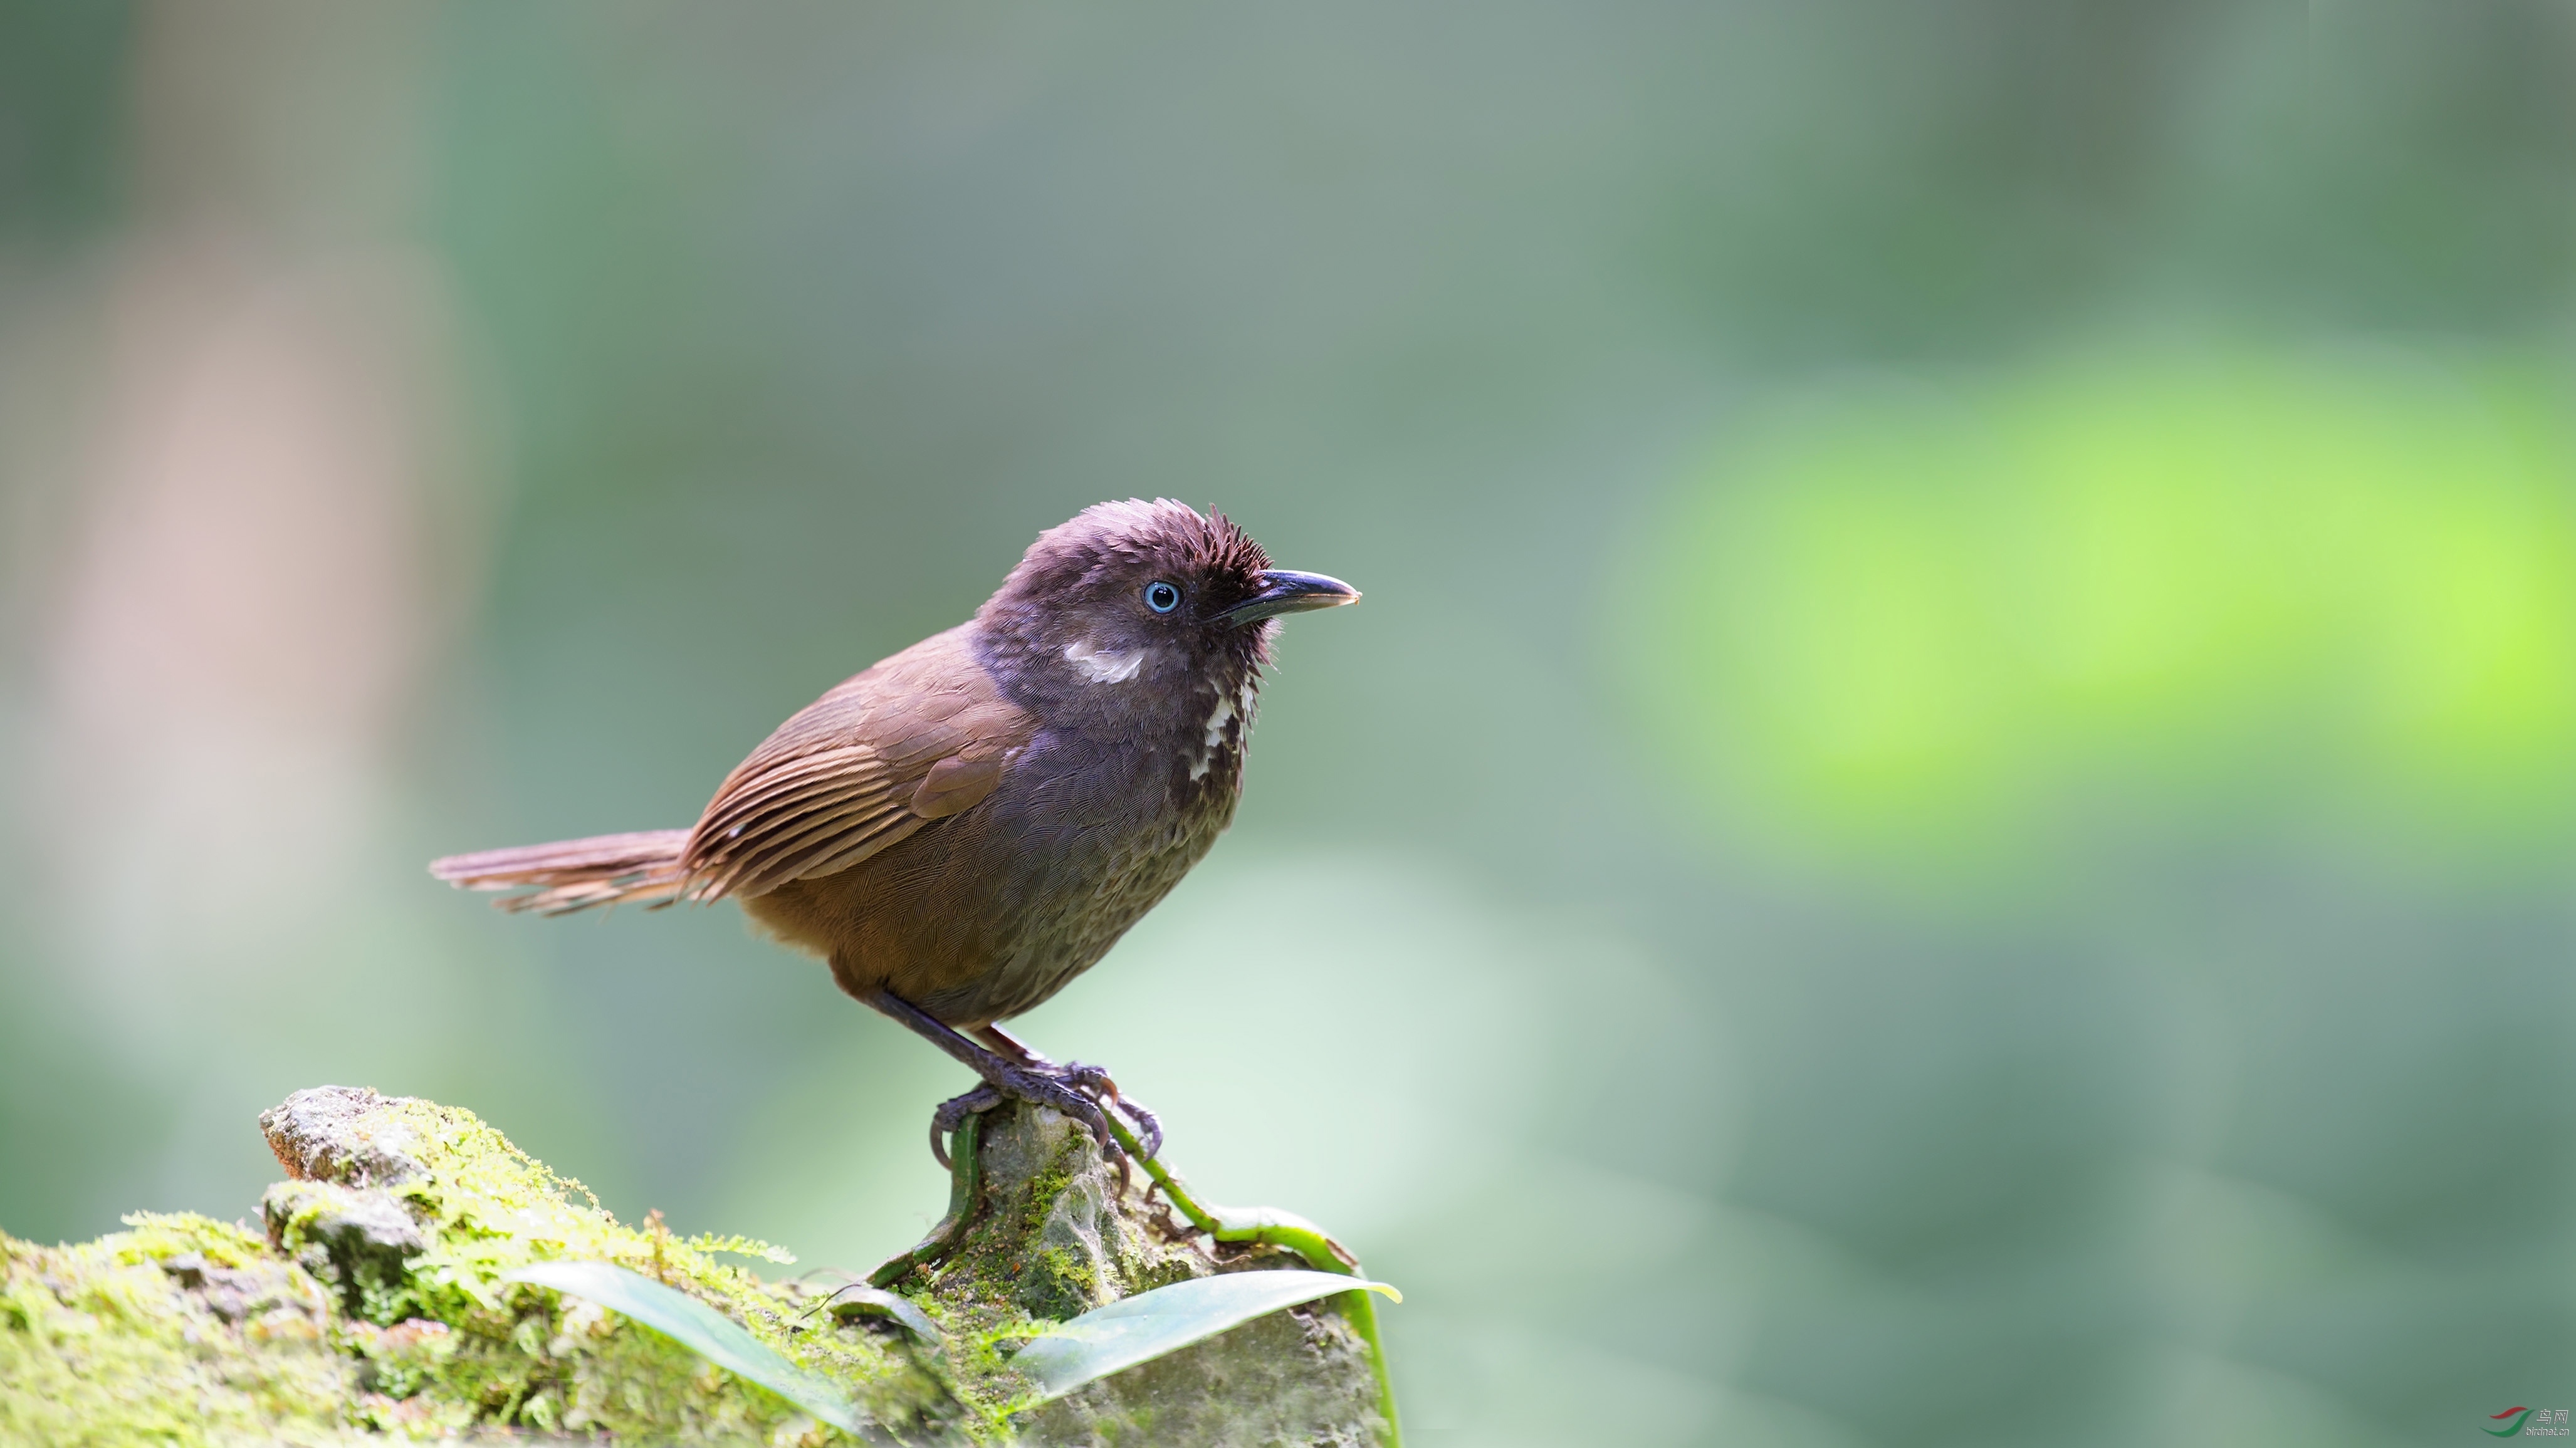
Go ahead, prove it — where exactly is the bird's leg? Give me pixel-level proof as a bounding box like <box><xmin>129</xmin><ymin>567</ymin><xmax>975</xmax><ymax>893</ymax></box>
<box><xmin>970</xmin><ymin>1023</ymin><xmax>1046</xmax><ymax>1067</ymax></box>
<box><xmin>973</xmin><ymin>1023</ymin><xmax>1165</xmax><ymax>1161</ymax></box>
<box><xmin>865</xmin><ymin>988</ymin><xmax>1128</xmax><ymax>1165</ymax></box>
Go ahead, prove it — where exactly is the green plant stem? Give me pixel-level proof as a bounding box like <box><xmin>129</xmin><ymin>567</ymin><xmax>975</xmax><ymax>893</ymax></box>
<box><xmin>1102</xmin><ymin>1115</ymin><xmax>1403</xmax><ymax>1448</ymax></box>
<box><xmin>868</xmin><ymin>1113</ymin><xmax>985</xmax><ymax>1288</ymax></box>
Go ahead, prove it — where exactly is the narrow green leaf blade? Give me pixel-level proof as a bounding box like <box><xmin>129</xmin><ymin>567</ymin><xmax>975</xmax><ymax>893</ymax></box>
<box><xmin>822</xmin><ymin>1282</ymin><xmax>941</xmax><ymax>1341</ymax></box>
<box><xmin>505</xmin><ymin>1262</ymin><xmax>865</xmax><ymax>1435</ymax></box>
<box><xmin>1010</xmin><ymin>1269</ymin><xmax>1400</xmax><ymax>1407</ymax></box>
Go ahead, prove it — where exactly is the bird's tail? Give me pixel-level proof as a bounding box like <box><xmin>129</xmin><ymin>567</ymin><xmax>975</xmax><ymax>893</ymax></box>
<box><xmin>429</xmin><ymin>829</ymin><xmax>693</xmax><ymax>915</ymax></box>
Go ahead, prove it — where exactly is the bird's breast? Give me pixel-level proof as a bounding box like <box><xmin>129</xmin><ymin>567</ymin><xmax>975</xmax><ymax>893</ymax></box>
<box><xmin>789</xmin><ymin>677</ymin><xmax>1255</xmax><ymax>1024</ymax></box>
<box><xmin>916</xmin><ymin>717</ymin><xmax>1242</xmax><ymax>1016</ymax></box>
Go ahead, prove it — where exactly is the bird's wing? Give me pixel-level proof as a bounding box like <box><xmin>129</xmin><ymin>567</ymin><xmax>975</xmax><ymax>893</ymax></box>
<box><xmin>677</xmin><ymin>625</ymin><xmax>1034</xmax><ymax>900</ymax></box>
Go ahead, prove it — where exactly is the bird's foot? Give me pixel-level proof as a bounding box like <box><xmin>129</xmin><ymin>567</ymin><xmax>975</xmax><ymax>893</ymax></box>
<box><xmin>926</xmin><ymin>1060</ymin><xmax>1164</xmax><ymax>1170</ymax></box>
<box><xmin>1101</xmin><ymin>1083</ymin><xmax>1163</xmax><ymax>1162</ymax></box>
<box><xmin>1044</xmin><ymin>1058</ymin><xmax>1165</xmax><ymax>1162</ymax></box>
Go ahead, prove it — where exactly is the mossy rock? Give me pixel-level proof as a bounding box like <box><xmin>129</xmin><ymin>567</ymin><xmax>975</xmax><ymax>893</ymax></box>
<box><xmin>903</xmin><ymin>1102</ymin><xmax>1386</xmax><ymax>1447</ymax></box>
<box><xmin>0</xmin><ymin>1087</ymin><xmax>1385</xmax><ymax>1446</ymax></box>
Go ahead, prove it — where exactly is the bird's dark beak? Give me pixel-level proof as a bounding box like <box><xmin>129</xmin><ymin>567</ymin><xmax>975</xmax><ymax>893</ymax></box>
<box><xmin>1220</xmin><ymin>569</ymin><xmax>1361</xmax><ymax>627</ymax></box>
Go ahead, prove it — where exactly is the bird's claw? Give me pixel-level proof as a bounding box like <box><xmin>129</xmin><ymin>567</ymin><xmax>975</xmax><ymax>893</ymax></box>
<box><xmin>929</xmin><ymin>1084</ymin><xmax>1003</xmax><ymax>1168</ymax></box>
<box><xmin>998</xmin><ymin>1061</ymin><xmax>1119</xmax><ymax>1154</ymax></box>
<box><xmin>1047</xmin><ymin>1060</ymin><xmax>1161</xmax><ymax>1159</ymax></box>
<box><xmin>928</xmin><ymin>1059</ymin><xmax>1165</xmax><ymax>1170</ymax></box>
<box><xmin>1058</xmin><ymin>1061</ymin><xmax>1119</xmax><ymax>1102</ymax></box>
<box><xmin>1111</xmin><ymin>1093</ymin><xmax>1164</xmax><ymax>1162</ymax></box>
<box><xmin>1054</xmin><ymin>1060</ymin><xmax>1165</xmax><ymax>1161</ymax></box>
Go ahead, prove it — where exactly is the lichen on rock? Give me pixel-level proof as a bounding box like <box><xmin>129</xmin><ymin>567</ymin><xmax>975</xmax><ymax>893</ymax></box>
<box><xmin>0</xmin><ymin>1086</ymin><xmax>1387</xmax><ymax>1446</ymax></box>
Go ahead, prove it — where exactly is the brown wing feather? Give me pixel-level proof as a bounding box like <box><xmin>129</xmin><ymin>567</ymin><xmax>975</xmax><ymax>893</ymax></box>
<box><xmin>678</xmin><ymin>625</ymin><xmax>1033</xmax><ymax>901</ymax></box>
<box><xmin>910</xmin><ymin>754</ymin><xmax>1006</xmax><ymax>818</ymax></box>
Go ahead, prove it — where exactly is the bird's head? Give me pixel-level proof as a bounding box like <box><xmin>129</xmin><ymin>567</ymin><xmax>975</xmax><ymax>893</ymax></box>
<box><xmin>976</xmin><ymin>499</ymin><xmax>1357</xmax><ymax>717</ymax></box>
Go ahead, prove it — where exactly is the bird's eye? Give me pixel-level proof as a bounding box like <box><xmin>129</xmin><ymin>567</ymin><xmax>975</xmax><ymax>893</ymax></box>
<box><xmin>1144</xmin><ymin>580</ymin><xmax>1181</xmax><ymax>614</ymax></box>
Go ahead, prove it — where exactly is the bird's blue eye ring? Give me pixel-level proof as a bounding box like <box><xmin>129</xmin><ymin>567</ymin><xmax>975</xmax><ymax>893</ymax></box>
<box><xmin>1144</xmin><ymin>580</ymin><xmax>1181</xmax><ymax>614</ymax></box>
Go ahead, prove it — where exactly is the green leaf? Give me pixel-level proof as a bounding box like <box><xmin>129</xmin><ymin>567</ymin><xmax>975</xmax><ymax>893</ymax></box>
<box><xmin>504</xmin><ymin>1262</ymin><xmax>865</xmax><ymax>1435</ymax></box>
<box><xmin>820</xmin><ymin>1282</ymin><xmax>941</xmax><ymax>1341</ymax></box>
<box><xmin>1008</xmin><ymin>1269</ymin><xmax>1400</xmax><ymax>1408</ymax></box>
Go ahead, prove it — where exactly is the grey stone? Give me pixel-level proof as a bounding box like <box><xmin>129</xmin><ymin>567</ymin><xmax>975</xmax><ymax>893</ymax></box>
<box><xmin>259</xmin><ymin>1084</ymin><xmax>432</xmax><ymax>1189</ymax></box>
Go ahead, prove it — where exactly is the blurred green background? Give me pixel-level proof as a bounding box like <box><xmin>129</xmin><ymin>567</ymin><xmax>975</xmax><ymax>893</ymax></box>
<box><xmin>4</xmin><ymin>3</ymin><xmax>2575</xmax><ymax>1442</ymax></box>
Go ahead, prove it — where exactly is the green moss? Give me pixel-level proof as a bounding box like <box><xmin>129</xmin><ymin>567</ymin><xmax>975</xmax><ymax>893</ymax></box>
<box><xmin>1</xmin><ymin>1213</ymin><xmax>351</xmax><ymax>1447</ymax></box>
<box><xmin>1020</xmin><ymin>1162</ymin><xmax>1076</xmax><ymax>1236</ymax></box>
<box><xmin>1017</xmin><ymin>1244</ymin><xmax>1097</xmax><ymax>1322</ymax></box>
<box><xmin>3</xmin><ymin>1090</ymin><xmax>957</xmax><ymax>1445</ymax></box>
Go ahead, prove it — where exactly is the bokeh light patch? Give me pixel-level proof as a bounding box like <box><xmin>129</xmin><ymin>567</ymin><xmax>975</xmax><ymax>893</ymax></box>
<box><xmin>1626</xmin><ymin>348</ymin><xmax>2576</xmax><ymax>878</ymax></box>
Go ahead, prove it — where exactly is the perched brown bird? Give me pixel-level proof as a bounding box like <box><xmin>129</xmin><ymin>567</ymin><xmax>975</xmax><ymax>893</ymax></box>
<box><xmin>432</xmin><ymin>499</ymin><xmax>1357</xmax><ymax>1162</ymax></box>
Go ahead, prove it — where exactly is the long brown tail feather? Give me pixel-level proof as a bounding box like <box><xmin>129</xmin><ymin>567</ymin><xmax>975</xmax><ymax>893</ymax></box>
<box><xmin>429</xmin><ymin>829</ymin><xmax>694</xmax><ymax>915</ymax></box>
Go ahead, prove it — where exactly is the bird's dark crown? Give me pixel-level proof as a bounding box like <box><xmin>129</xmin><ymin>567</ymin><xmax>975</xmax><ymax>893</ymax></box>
<box><xmin>988</xmin><ymin>499</ymin><xmax>1268</xmax><ymax>613</ymax></box>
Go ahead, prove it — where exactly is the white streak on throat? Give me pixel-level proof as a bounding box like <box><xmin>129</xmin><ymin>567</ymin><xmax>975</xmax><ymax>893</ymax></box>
<box><xmin>1186</xmin><ymin>679</ymin><xmax>1252</xmax><ymax>781</ymax></box>
<box><xmin>1063</xmin><ymin>638</ymin><xmax>1146</xmax><ymax>684</ymax></box>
